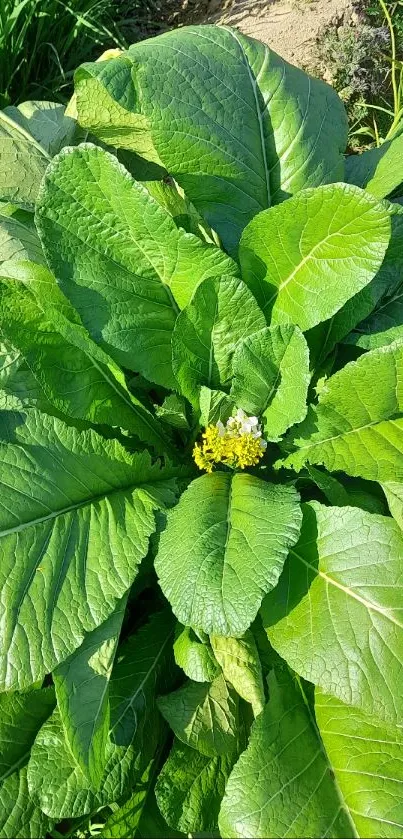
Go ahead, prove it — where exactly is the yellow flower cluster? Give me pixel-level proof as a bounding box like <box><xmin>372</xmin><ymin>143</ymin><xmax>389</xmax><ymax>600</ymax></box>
<box><xmin>193</xmin><ymin>410</ymin><xmax>267</xmax><ymax>473</ymax></box>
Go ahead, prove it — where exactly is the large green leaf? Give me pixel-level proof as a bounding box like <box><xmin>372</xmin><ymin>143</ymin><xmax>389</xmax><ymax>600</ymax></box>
<box><xmin>0</xmin><ymin>409</ymin><xmax>179</xmax><ymax>689</ymax></box>
<box><xmin>156</xmin><ymin>395</ymin><xmax>189</xmax><ymax>431</ymax></box>
<box><xmin>210</xmin><ymin>631</ymin><xmax>265</xmax><ymax>716</ymax></box>
<box><xmin>307</xmin><ymin>202</ymin><xmax>403</xmax><ymax>365</ymax></box>
<box><xmin>142</xmin><ymin>176</ymin><xmax>218</xmax><ymax>244</ymax></box>
<box><xmin>307</xmin><ymin>466</ymin><xmax>386</xmax><ymax>514</ymax></box>
<box><xmin>281</xmin><ymin>341</ymin><xmax>403</xmax><ymax>482</ymax></box>
<box><xmin>0</xmin><ymin>687</ymin><xmax>56</xmax><ymax>838</ymax></box>
<box><xmin>239</xmin><ymin>183</ymin><xmax>391</xmax><ymax>330</ymax></box>
<box><xmin>0</xmin><ymin>768</ymin><xmax>53</xmax><ymax>839</ymax></box>
<box><xmin>382</xmin><ymin>482</ymin><xmax>403</xmax><ymax>529</ymax></box>
<box><xmin>54</xmin><ymin>601</ymin><xmax>126</xmax><ymax>787</ymax></box>
<box><xmin>136</xmin><ymin>791</ymin><xmax>184</xmax><ymax>838</ymax></box>
<box><xmin>4</xmin><ymin>100</ymin><xmax>76</xmax><ymax>157</ymax></box>
<box><xmin>231</xmin><ymin>326</ymin><xmax>310</xmax><ymax>441</ymax></box>
<box><xmin>74</xmin><ymin>59</ymin><xmax>162</xmax><ymax>162</ymax></box>
<box><xmin>1</xmin><ymin>259</ymin><xmax>79</xmax><ymax>320</ymax></box>
<box><xmin>316</xmin><ymin>690</ymin><xmax>403</xmax><ymax>838</ymax></box>
<box><xmin>155</xmin><ymin>738</ymin><xmax>234</xmax><ymax>834</ymax></box>
<box><xmin>0</xmin><ymin>340</ymin><xmax>53</xmax><ymax>413</ymax></box>
<box><xmin>199</xmin><ymin>387</ymin><xmax>234</xmax><ymax>428</ymax></box>
<box><xmin>174</xmin><ymin>625</ymin><xmax>220</xmax><ymax>683</ymax></box>
<box><xmin>0</xmin><ymin>213</ymin><xmax>44</xmax><ymax>274</ymax></box>
<box><xmin>0</xmin><ymin>279</ymin><xmax>172</xmax><ymax>453</ymax></box>
<box><xmin>28</xmin><ymin>610</ymin><xmax>175</xmax><ymax>818</ymax></box>
<box><xmin>172</xmin><ymin>276</ymin><xmax>266</xmax><ymax>406</ymax></box>
<box><xmin>158</xmin><ymin>674</ymin><xmax>238</xmax><ymax>757</ymax></box>
<box><xmin>0</xmin><ymin>688</ymin><xmax>55</xmax><ymax>783</ymax></box>
<box><xmin>100</xmin><ymin>757</ymin><xmax>159</xmax><ymax>838</ymax></box>
<box><xmin>218</xmin><ymin>666</ymin><xmax>355</xmax><ymax>839</ymax></box>
<box><xmin>0</xmin><ymin>111</ymin><xmax>50</xmax><ymax>209</ymax></box>
<box><xmin>345</xmin><ymin>135</ymin><xmax>403</xmax><ymax>199</ymax></box>
<box><xmin>262</xmin><ymin>501</ymin><xmax>403</xmax><ymax>726</ymax></box>
<box><xmin>35</xmin><ymin>144</ymin><xmax>239</xmax><ymax>388</ymax></box>
<box><xmin>75</xmin><ymin>25</ymin><xmax>347</xmax><ymax>253</ymax></box>
<box><xmin>345</xmin><ymin>285</ymin><xmax>403</xmax><ymax>351</ymax></box>
<box><xmin>155</xmin><ymin>472</ymin><xmax>301</xmax><ymax>636</ymax></box>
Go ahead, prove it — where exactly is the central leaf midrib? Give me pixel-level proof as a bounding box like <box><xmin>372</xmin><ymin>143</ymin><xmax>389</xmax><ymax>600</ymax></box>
<box><xmin>295</xmin><ymin>675</ymin><xmax>359</xmax><ymax>838</ymax></box>
<box><xmin>220</xmin><ymin>474</ymin><xmax>234</xmax><ymax>626</ymax></box>
<box><xmin>225</xmin><ymin>28</ymin><xmax>271</xmax><ymax>210</ymax></box>
<box><xmin>110</xmin><ymin>626</ymin><xmax>174</xmax><ymax>734</ymax></box>
<box><xmin>0</xmin><ymin>475</ymin><xmax>164</xmax><ymax>539</ymax></box>
<box><xmin>41</xmin><ymin>209</ymin><xmax>175</xmax><ymax>312</ymax></box>
<box><xmin>0</xmin><ymin>751</ymin><xmax>29</xmax><ymax>784</ymax></box>
<box><xmin>80</xmin><ymin>351</ymin><xmax>169</xmax><ymax>447</ymax></box>
<box><xmin>266</xmin><ymin>205</ymin><xmax>377</xmax><ymax>309</ymax></box>
<box><xmin>17</xmin><ymin>302</ymin><xmax>171</xmax><ymax>452</ymax></box>
<box><xmin>297</xmin><ymin>410</ymin><xmax>403</xmax><ymax>452</ymax></box>
<box><xmin>291</xmin><ymin>548</ymin><xmax>403</xmax><ymax>630</ymax></box>
<box><xmin>0</xmin><ymin>111</ymin><xmax>51</xmax><ymax>160</ymax></box>
<box><xmin>208</xmin><ymin>301</ymin><xmax>219</xmax><ymax>385</ymax></box>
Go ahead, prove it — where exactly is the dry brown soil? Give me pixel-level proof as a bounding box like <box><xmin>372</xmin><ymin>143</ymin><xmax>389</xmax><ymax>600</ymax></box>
<box><xmin>164</xmin><ymin>0</ymin><xmax>358</xmax><ymax>70</ymax></box>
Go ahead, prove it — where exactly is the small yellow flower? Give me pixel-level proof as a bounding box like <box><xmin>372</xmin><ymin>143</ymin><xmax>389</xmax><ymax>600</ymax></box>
<box><xmin>193</xmin><ymin>409</ymin><xmax>267</xmax><ymax>473</ymax></box>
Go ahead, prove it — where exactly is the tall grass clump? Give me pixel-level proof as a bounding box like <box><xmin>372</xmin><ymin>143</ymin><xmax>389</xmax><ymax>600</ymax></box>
<box><xmin>0</xmin><ymin>0</ymin><xmax>127</xmax><ymax>107</ymax></box>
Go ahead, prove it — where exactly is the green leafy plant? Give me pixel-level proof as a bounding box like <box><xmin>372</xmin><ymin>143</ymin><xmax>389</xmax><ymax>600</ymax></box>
<box><xmin>1</xmin><ymin>23</ymin><xmax>403</xmax><ymax>839</ymax></box>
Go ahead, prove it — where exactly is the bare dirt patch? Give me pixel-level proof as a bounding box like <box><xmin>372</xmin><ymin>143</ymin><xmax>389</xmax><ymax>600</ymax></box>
<box><xmin>214</xmin><ymin>0</ymin><xmax>357</xmax><ymax>68</ymax></box>
<box><xmin>159</xmin><ymin>0</ymin><xmax>358</xmax><ymax>70</ymax></box>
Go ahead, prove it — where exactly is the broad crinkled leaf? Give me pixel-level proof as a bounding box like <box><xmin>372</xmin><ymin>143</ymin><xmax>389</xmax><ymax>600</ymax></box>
<box><xmin>316</xmin><ymin>690</ymin><xmax>403</xmax><ymax>838</ymax></box>
<box><xmin>239</xmin><ymin>183</ymin><xmax>391</xmax><ymax>330</ymax></box>
<box><xmin>0</xmin><ymin>409</ymin><xmax>179</xmax><ymax>689</ymax></box>
<box><xmin>345</xmin><ymin>284</ymin><xmax>403</xmax><ymax>351</ymax></box>
<box><xmin>199</xmin><ymin>387</ymin><xmax>234</xmax><ymax>428</ymax></box>
<box><xmin>28</xmin><ymin>610</ymin><xmax>175</xmax><ymax>818</ymax></box>
<box><xmin>156</xmin><ymin>395</ymin><xmax>189</xmax><ymax>431</ymax></box>
<box><xmin>174</xmin><ymin>625</ymin><xmax>221</xmax><ymax>683</ymax></box>
<box><xmin>100</xmin><ymin>757</ymin><xmax>159</xmax><ymax>838</ymax></box>
<box><xmin>4</xmin><ymin>100</ymin><xmax>77</xmax><ymax>157</ymax></box>
<box><xmin>136</xmin><ymin>791</ymin><xmax>183</xmax><ymax>838</ymax></box>
<box><xmin>0</xmin><ymin>279</ymin><xmax>172</xmax><ymax>453</ymax></box>
<box><xmin>307</xmin><ymin>202</ymin><xmax>403</xmax><ymax>364</ymax></box>
<box><xmin>0</xmin><ymin>768</ymin><xmax>53</xmax><ymax>839</ymax></box>
<box><xmin>54</xmin><ymin>600</ymin><xmax>127</xmax><ymax>787</ymax></box>
<box><xmin>0</xmin><ymin>213</ymin><xmax>44</xmax><ymax>274</ymax></box>
<box><xmin>231</xmin><ymin>325</ymin><xmax>310</xmax><ymax>441</ymax></box>
<box><xmin>142</xmin><ymin>176</ymin><xmax>218</xmax><ymax>244</ymax></box>
<box><xmin>0</xmin><ymin>687</ymin><xmax>56</xmax><ymax>839</ymax></box>
<box><xmin>172</xmin><ymin>276</ymin><xmax>266</xmax><ymax>406</ymax></box>
<box><xmin>0</xmin><ymin>111</ymin><xmax>50</xmax><ymax>209</ymax></box>
<box><xmin>0</xmin><ymin>687</ymin><xmax>55</xmax><ymax>782</ymax></box>
<box><xmin>155</xmin><ymin>472</ymin><xmax>301</xmax><ymax>636</ymax></box>
<box><xmin>1</xmin><ymin>259</ymin><xmax>80</xmax><ymax>321</ymax></box>
<box><xmin>210</xmin><ymin>631</ymin><xmax>265</xmax><ymax>716</ymax></box>
<box><xmin>382</xmin><ymin>482</ymin><xmax>403</xmax><ymax>530</ymax></box>
<box><xmin>0</xmin><ymin>334</ymin><xmax>85</xmax><ymax>422</ymax></box>
<box><xmin>218</xmin><ymin>666</ymin><xmax>355</xmax><ymax>839</ymax></box>
<box><xmin>157</xmin><ymin>674</ymin><xmax>239</xmax><ymax>757</ymax></box>
<box><xmin>281</xmin><ymin>341</ymin><xmax>403</xmax><ymax>482</ymax></box>
<box><xmin>75</xmin><ymin>25</ymin><xmax>347</xmax><ymax>253</ymax></box>
<box><xmin>262</xmin><ymin>501</ymin><xmax>403</xmax><ymax>726</ymax></box>
<box><xmin>74</xmin><ymin>59</ymin><xmax>162</xmax><ymax>162</ymax></box>
<box><xmin>307</xmin><ymin>466</ymin><xmax>385</xmax><ymax>514</ymax></box>
<box><xmin>155</xmin><ymin>738</ymin><xmax>235</xmax><ymax>834</ymax></box>
<box><xmin>345</xmin><ymin>135</ymin><xmax>403</xmax><ymax>199</ymax></box>
<box><xmin>35</xmin><ymin>143</ymin><xmax>239</xmax><ymax>388</ymax></box>
<box><xmin>0</xmin><ymin>340</ymin><xmax>54</xmax><ymax>413</ymax></box>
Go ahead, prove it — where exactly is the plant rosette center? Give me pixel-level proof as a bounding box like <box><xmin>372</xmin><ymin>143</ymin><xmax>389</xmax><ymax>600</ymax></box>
<box><xmin>193</xmin><ymin>408</ymin><xmax>267</xmax><ymax>473</ymax></box>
